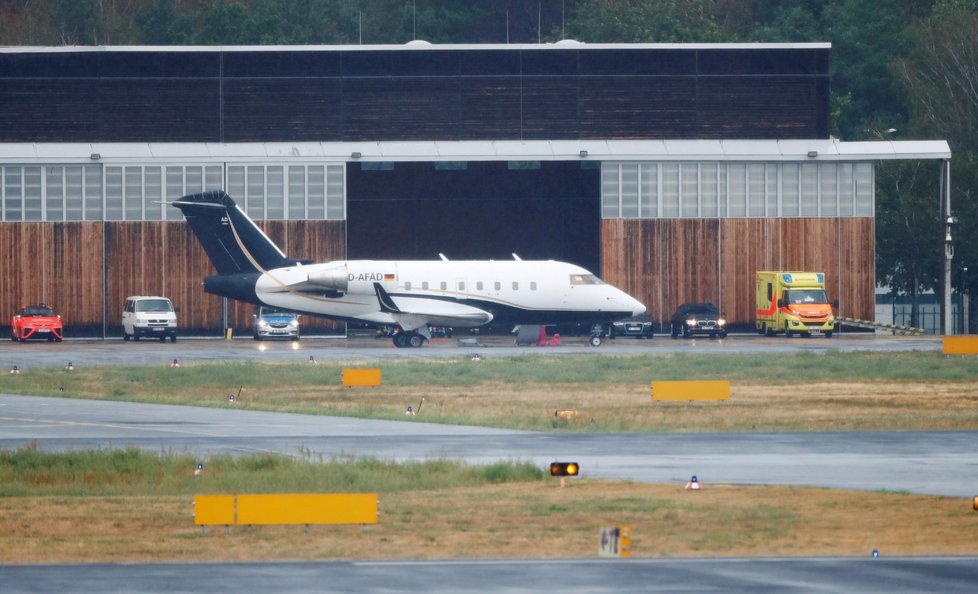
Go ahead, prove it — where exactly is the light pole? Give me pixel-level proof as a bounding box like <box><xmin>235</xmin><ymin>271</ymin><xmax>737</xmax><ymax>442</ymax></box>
<box><xmin>942</xmin><ymin>159</ymin><xmax>954</xmax><ymax>335</ymax></box>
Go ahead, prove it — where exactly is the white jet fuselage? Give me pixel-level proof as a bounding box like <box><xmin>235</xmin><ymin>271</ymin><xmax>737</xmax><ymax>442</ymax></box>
<box><xmin>253</xmin><ymin>259</ymin><xmax>645</xmax><ymax>330</ymax></box>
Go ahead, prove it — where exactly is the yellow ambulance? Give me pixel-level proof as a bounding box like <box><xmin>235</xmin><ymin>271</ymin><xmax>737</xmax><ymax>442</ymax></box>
<box><xmin>755</xmin><ymin>272</ymin><xmax>837</xmax><ymax>338</ymax></box>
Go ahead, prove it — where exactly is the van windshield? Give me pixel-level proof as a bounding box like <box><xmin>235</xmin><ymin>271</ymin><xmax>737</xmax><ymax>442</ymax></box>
<box><xmin>785</xmin><ymin>289</ymin><xmax>829</xmax><ymax>305</ymax></box>
<box><xmin>136</xmin><ymin>299</ymin><xmax>173</xmax><ymax>313</ymax></box>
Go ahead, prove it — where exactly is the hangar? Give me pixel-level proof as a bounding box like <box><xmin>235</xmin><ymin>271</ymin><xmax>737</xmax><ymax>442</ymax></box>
<box><xmin>0</xmin><ymin>43</ymin><xmax>951</xmax><ymax>336</ymax></box>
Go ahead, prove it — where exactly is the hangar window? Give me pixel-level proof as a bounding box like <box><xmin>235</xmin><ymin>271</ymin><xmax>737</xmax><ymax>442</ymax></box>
<box><xmin>782</xmin><ymin>164</ymin><xmax>799</xmax><ymax>216</ymax></box>
<box><xmin>819</xmin><ymin>163</ymin><xmax>838</xmax><ymax>216</ymax></box>
<box><xmin>508</xmin><ymin>161</ymin><xmax>540</xmax><ymax>170</ymax></box>
<box><xmin>681</xmin><ymin>163</ymin><xmax>699</xmax><ymax>217</ymax></box>
<box><xmin>601</xmin><ymin>161</ymin><xmax>874</xmax><ymax>220</ymax></box>
<box><xmin>800</xmin><ymin>163</ymin><xmax>818</xmax><ymax>216</ymax></box>
<box><xmin>747</xmin><ymin>164</ymin><xmax>765</xmax><ymax>217</ymax></box>
<box><xmin>144</xmin><ymin>168</ymin><xmax>162</xmax><ymax>221</ymax></box>
<box><xmin>227</xmin><ymin>163</ymin><xmax>344</xmax><ymax>221</ymax></box>
<box><xmin>45</xmin><ymin>166</ymin><xmax>92</xmax><ymax>221</ymax></box>
<box><xmin>854</xmin><ymin>163</ymin><xmax>873</xmax><ymax>215</ymax></box>
<box><xmin>700</xmin><ymin>163</ymin><xmax>719</xmax><ymax>217</ymax></box>
<box><xmin>660</xmin><ymin>164</ymin><xmax>679</xmax><ymax>217</ymax></box>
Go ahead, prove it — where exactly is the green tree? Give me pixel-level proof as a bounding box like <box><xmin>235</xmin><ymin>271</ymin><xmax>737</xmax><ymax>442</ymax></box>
<box><xmin>892</xmin><ymin>2</ymin><xmax>978</xmax><ymax>329</ymax></box>
<box><xmin>195</xmin><ymin>0</ymin><xmax>251</xmax><ymax>44</ymax></box>
<box><xmin>134</xmin><ymin>0</ymin><xmax>198</xmax><ymax>44</ymax></box>
<box><xmin>563</xmin><ymin>0</ymin><xmax>733</xmax><ymax>42</ymax></box>
<box><xmin>46</xmin><ymin>0</ymin><xmax>100</xmax><ymax>45</ymax></box>
<box><xmin>875</xmin><ymin>160</ymin><xmax>944</xmax><ymax>327</ymax></box>
<box><xmin>821</xmin><ymin>0</ymin><xmax>924</xmax><ymax>140</ymax></box>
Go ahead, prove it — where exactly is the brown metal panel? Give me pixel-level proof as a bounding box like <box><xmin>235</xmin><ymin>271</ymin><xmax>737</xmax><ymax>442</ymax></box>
<box><xmin>1</xmin><ymin>223</ymin><xmax>51</xmax><ymax>320</ymax></box>
<box><xmin>164</xmin><ymin>222</ymin><xmax>226</xmax><ymax>334</ymax></box>
<box><xmin>719</xmin><ymin>219</ymin><xmax>770</xmax><ymax>327</ymax></box>
<box><xmin>839</xmin><ymin>218</ymin><xmax>875</xmax><ymax>321</ymax></box>
<box><xmin>604</xmin><ymin>217</ymin><xmax>875</xmax><ymax>329</ymax></box>
<box><xmin>50</xmin><ymin>223</ymin><xmax>104</xmax><ymax>330</ymax></box>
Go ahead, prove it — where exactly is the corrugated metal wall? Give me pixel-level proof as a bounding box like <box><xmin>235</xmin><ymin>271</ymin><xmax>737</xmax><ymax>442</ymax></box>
<box><xmin>0</xmin><ymin>46</ymin><xmax>830</xmax><ymax>143</ymax></box>
<box><xmin>0</xmin><ymin>220</ymin><xmax>345</xmax><ymax>337</ymax></box>
<box><xmin>601</xmin><ymin>218</ymin><xmax>875</xmax><ymax>328</ymax></box>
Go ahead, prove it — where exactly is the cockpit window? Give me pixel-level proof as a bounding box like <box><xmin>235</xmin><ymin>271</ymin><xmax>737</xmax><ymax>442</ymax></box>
<box><xmin>569</xmin><ymin>274</ymin><xmax>605</xmax><ymax>285</ymax></box>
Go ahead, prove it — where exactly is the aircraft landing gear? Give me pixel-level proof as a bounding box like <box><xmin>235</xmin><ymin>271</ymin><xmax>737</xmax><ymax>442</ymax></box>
<box><xmin>392</xmin><ymin>330</ymin><xmax>427</xmax><ymax>348</ymax></box>
<box><xmin>588</xmin><ymin>323</ymin><xmax>609</xmax><ymax>347</ymax></box>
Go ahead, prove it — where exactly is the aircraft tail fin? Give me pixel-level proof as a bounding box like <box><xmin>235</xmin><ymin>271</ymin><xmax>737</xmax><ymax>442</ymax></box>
<box><xmin>171</xmin><ymin>190</ymin><xmax>297</xmax><ymax>275</ymax></box>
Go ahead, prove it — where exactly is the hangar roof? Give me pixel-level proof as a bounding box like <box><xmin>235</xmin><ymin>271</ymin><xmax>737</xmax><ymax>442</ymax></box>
<box><xmin>1</xmin><ymin>42</ymin><xmax>831</xmax><ymax>53</ymax></box>
<box><xmin>0</xmin><ymin>139</ymin><xmax>952</xmax><ymax>164</ymax></box>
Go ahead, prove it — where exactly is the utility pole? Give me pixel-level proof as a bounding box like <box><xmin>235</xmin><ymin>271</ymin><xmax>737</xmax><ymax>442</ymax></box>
<box><xmin>942</xmin><ymin>159</ymin><xmax>954</xmax><ymax>335</ymax></box>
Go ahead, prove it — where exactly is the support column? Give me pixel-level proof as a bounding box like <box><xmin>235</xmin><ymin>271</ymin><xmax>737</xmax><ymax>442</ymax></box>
<box><xmin>942</xmin><ymin>159</ymin><xmax>954</xmax><ymax>335</ymax></box>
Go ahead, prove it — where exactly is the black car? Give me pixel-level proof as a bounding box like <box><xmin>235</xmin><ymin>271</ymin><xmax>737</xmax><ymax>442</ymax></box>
<box><xmin>670</xmin><ymin>303</ymin><xmax>727</xmax><ymax>338</ymax></box>
<box><xmin>609</xmin><ymin>315</ymin><xmax>654</xmax><ymax>339</ymax></box>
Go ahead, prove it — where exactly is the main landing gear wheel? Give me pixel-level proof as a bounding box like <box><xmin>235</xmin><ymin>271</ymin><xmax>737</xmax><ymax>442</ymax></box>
<box><xmin>393</xmin><ymin>331</ymin><xmax>427</xmax><ymax>348</ymax></box>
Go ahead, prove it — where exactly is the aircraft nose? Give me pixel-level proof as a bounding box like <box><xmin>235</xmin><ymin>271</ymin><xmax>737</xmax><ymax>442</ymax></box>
<box><xmin>631</xmin><ymin>299</ymin><xmax>647</xmax><ymax>317</ymax></box>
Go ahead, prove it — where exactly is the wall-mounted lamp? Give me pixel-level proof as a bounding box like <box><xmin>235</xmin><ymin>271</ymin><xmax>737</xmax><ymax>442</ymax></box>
<box><xmin>351</xmin><ymin>152</ymin><xmax>362</xmax><ymax>159</ymax></box>
<box><xmin>89</xmin><ymin>153</ymin><xmax>101</xmax><ymax>161</ymax></box>
<box><xmin>579</xmin><ymin>150</ymin><xmax>588</xmax><ymax>158</ymax></box>
<box><xmin>806</xmin><ymin>151</ymin><xmax>818</xmax><ymax>158</ymax></box>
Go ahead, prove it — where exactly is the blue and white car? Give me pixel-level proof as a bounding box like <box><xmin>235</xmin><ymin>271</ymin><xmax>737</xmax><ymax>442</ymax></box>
<box><xmin>252</xmin><ymin>306</ymin><xmax>300</xmax><ymax>340</ymax></box>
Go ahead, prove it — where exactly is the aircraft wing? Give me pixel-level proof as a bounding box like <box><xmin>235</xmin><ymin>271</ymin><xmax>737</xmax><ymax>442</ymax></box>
<box><xmin>372</xmin><ymin>283</ymin><xmax>492</xmax><ymax>330</ymax></box>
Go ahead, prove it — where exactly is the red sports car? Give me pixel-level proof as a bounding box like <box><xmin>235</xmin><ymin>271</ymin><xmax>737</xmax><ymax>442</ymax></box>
<box><xmin>11</xmin><ymin>304</ymin><xmax>64</xmax><ymax>342</ymax></box>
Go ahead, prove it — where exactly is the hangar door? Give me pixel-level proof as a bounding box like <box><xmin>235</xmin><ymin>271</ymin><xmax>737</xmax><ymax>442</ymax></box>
<box><xmin>346</xmin><ymin>161</ymin><xmax>601</xmax><ymax>273</ymax></box>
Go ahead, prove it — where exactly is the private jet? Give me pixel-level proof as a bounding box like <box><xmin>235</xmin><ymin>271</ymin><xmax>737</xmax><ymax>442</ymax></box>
<box><xmin>172</xmin><ymin>191</ymin><xmax>646</xmax><ymax>347</ymax></box>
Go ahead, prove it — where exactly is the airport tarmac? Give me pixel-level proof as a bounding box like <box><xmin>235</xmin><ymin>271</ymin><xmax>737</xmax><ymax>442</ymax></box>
<box><xmin>0</xmin><ymin>331</ymin><xmax>944</xmax><ymax>370</ymax></box>
<box><xmin>2</xmin><ymin>333</ymin><xmax>974</xmax><ymax>593</ymax></box>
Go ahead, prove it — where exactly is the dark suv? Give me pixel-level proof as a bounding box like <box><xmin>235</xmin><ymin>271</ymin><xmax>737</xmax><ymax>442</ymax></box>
<box><xmin>669</xmin><ymin>303</ymin><xmax>727</xmax><ymax>338</ymax></box>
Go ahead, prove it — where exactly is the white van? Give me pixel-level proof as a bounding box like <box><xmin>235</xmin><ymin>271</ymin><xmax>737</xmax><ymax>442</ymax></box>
<box><xmin>122</xmin><ymin>296</ymin><xmax>178</xmax><ymax>342</ymax></box>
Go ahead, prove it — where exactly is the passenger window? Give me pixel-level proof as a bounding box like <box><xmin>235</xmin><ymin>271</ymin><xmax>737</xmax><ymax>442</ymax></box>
<box><xmin>422</xmin><ymin>281</ymin><xmax>429</xmax><ymax>290</ymax></box>
<box><xmin>530</xmin><ymin>282</ymin><xmax>537</xmax><ymax>290</ymax></box>
<box><xmin>512</xmin><ymin>282</ymin><xmax>519</xmax><ymax>290</ymax></box>
<box><xmin>405</xmin><ymin>281</ymin><xmax>412</xmax><ymax>290</ymax></box>
<box><xmin>476</xmin><ymin>281</ymin><xmax>484</xmax><ymax>291</ymax></box>
<box><xmin>494</xmin><ymin>281</ymin><xmax>501</xmax><ymax>291</ymax></box>
<box><xmin>458</xmin><ymin>281</ymin><xmax>466</xmax><ymax>291</ymax></box>
<box><xmin>440</xmin><ymin>281</ymin><xmax>447</xmax><ymax>291</ymax></box>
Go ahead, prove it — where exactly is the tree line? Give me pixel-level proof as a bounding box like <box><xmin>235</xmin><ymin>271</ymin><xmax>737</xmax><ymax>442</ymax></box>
<box><xmin>1</xmin><ymin>0</ymin><xmax>976</xmax><ymax>324</ymax></box>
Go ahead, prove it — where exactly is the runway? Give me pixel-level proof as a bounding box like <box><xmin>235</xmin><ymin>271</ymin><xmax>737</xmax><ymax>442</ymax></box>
<box><xmin>0</xmin><ymin>394</ymin><xmax>975</xmax><ymax>497</ymax></box>
<box><xmin>2</xmin><ymin>334</ymin><xmax>975</xmax><ymax>593</ymax></box>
